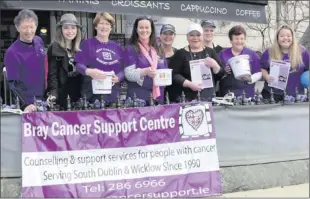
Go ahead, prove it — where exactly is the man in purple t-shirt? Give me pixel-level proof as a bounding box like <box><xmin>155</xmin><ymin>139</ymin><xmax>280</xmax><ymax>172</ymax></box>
<box><xmin>4</xmin><ymin>9</ymin><xmax>46</xmax><ymax>112</ymax></box>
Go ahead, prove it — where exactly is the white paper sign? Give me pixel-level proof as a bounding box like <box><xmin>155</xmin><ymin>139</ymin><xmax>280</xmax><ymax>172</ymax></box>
<box><xmin>189</xmin><ymin>59</ymin><xmax>214</xmax><ymax>89</ymax></box>
<box><xmin>268</xmin><ymin>60</ymin><xmax>291</xmax><ymax>91</ymax></box>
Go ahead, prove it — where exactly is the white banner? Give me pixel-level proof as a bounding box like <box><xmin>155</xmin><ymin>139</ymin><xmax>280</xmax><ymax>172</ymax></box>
<box><xmin>22</xmin><ymin>139</ymin><xmax>219</xmax><ymax>187</ymax></box>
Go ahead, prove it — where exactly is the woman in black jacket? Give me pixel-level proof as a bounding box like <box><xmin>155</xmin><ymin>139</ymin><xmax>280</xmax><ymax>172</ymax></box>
<box><xmin>169</xmin><ymin>23</ymin><xmax>225</xmax><ymax>102</ymax></box>
<box><xmin>46</xmin><ymin>13</ymin><xmax>83</xmax><ymax>109</ymax></box>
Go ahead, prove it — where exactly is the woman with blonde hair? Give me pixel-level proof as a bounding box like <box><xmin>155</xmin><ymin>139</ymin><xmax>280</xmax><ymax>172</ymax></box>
<box><xmin>75</xmin><ymin>12</ymin><xmax>124</xmax><ymax>105</ymax></box>
<box><xmin>46</xmin><ymin>13</ymin><xmax>83</xmax><ymax>109</ymax></box>
<box><xmin>260</xmin><ymin>25</ymin><xmax>309</xmax><ymax>102</ymax></box>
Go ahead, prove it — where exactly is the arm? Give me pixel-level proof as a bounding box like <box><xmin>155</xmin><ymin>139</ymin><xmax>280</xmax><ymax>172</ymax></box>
<box><xmin>260</xmin><ymin>50</ymin><xmax>270</xmax><ymax>81</ymax></box>
<box><xmin>210</xmin><ymin>49</ymin><xmax>225</xmax><ymax>79</ymax></box>
<box><xmin>248</xmin><ymin>51</ymin><xmax>263</xmax><ymax>84</ymax></box>
<box><xmin>4</xmin><ymin>50</ymin><xmax>30</xmax><ymax>110</ymax></box>
<box><xmin>46</xmin><ymin>46</ymin><xmax>58</xmax><ymax>97</ymax></box>
<box><xmin>116</xmin><ymin>47</ymin><xmax>125</xmax><ymax>81</ymax></box>
<box><xmin>123</xmin><ymin>46</ymin><xmax>147</xmax><ymax>86</ymax></box>
<box><xmin>124</xmin><ymin>65</ymin><xmax>146</xmax><ymax>86</ymax></box>
<box><xmin>302</xmin><ymin>49</ymin><xmax>309</xmax><ymax>71</ymax></box>
<box><xmin>169</xmin><ymin>50</ymin><xmax>187</xmax><ymax>87</ymax></box>
<box><xmin>74</xmin><ymin>40</ymin><xmax>89</xmax><ymax>75</ymax></box>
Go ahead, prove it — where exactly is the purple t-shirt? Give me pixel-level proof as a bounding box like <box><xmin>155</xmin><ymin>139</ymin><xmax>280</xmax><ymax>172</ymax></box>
<box><xmin>260</xmin><ymin>46</ymin><xmax>309</xmax><ymax>96</ymax></box>
<box><xmin>218</xmin><ymin>47</ymin><xmax>261</xmax><ymax>97</ymax></box>
<box><xmin>75</xmin><ymin>38</ymin><xmax>124</xmax><ymax>103</ymax></box>
<box><xmin>123</xmin><ymin>45</ymin><xmax>168</xmax><ymax>102</ymax></box>
<box><xmin>4</xmin><ymin>36</ymin><xmax>46</xmax><ymax>104</ymax></box>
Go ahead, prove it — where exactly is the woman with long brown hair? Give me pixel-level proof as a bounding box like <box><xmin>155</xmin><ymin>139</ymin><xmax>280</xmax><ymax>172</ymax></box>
<box><xmin>46</xmin><ymin>13</ymin><xmax>83</xmax><ymax>109</ymax></box>
<box><xmin>124</xmin><ymin>16</ymin><xmax>168</xmax><ymax>104</ymax></box>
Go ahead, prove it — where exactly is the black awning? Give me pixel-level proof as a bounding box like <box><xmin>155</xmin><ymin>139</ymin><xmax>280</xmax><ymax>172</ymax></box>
<box><xmin>218</xmin><ymin>0</ymin><xmax>268</xmax><ymax>6</ymax></box>
<box><xmin>1</xmin><ymin>0</ymin><xmax>267</xmax><ymax>24</ymax></box>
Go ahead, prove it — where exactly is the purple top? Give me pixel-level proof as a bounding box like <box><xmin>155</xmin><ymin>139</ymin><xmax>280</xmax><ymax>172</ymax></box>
<box><xmin>218</xmin><ymin>47</ymin><xmax>261</xmax><ymax>97</ymax></box>
<box><xmin>123</xmin><ymin>45</ymin><xmax>168</xmax><ymax>102</ymax></box>
<box><xmin>75</xmin><ymin>38</ymin><xmax>124</xmax><ymax>103</ymax></box>
<box><xmin>260</xmin><ymin>46</ymin><xmax>309</xmax><ymax>96</ymax></box>
<box><xmin>4</xmin><ymin>36</ymin><xmax>46</xmax><ymax>105</ymax></box>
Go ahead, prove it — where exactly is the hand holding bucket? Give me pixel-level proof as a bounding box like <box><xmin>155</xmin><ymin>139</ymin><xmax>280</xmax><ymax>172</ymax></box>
<box><xmin>154</xmin><ymin>69</ymin><xmax>172</xmax><ymax>86</ymax></box>
<box><xmin>227</xmin><ymin>55</ymin><xmax>251</xmax><ymax>81</ymax></box>
<box><xmin>92</xmin><ymin>71</ymin><xmax>115</xmax><ymax>94</ymax></box>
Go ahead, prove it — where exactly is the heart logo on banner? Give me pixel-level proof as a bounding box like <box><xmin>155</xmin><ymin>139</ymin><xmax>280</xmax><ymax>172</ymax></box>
<box><xmin>185</xmin><ymin>109</ymin><xmax>204</xmax><ymax>130</ymax></box>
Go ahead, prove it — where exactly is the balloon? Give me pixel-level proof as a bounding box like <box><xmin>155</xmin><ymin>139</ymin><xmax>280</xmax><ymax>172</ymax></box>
<box><xmin>300</xmin><ymin>71</ymin><xmax>309</xmax><ymax>88</ymax></box>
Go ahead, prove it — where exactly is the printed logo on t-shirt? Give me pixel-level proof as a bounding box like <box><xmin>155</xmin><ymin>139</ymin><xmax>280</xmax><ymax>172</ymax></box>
<box><xmin>102</xmin><ymin>52</ymin><xmax>112</xmax><ymax>60</ymax></box>
<box><xmin>96</xmin><ymin>47</ymin><xmax>119</xmax><ymax>65</ymax></box>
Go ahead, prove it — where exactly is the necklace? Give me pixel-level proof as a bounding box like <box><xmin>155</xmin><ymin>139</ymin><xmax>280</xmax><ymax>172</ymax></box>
<box><xmin>189</xmin><ymin>45</ymin><xmax>204</xmax><ymax>60</ymax></box>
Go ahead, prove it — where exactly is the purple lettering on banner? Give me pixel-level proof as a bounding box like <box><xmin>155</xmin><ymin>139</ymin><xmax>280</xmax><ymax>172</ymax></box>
<box><xmin>21</xmin><ymin>103</ymin><xmax>222</xmax><ymax>198</ymax></box>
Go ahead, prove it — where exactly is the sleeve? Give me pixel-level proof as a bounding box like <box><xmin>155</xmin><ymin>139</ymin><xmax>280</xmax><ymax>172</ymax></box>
<box><xmin>4</xmin><ymin>50</ymin><xmax>20</xmax><ymax>81</ymax></box>
<box><xmin>169</xmin><ymin>50</ymin><xmax>187</xmax><ymax>87</ymax></box>
<box><xmin>8</xmin><ymin>81</ymin><xmax>29</xmax><ymax>110</ymax></box>
<box><xmin>302</xmin><ymin>49</ymin><xmax>309</xmax><ymax>71</ymax></box>
<box><xmin>123</xmin><ymin>46</ymin><xmax>144</xmax><ymax>86</ymax></box>
<box><xmin>260</xmin><ymin>49</ymin><xmax>270</xmax><ymax>70</ymax></box>
<box><xmin>4</xmin><ymin>49</ymin><xmax>29</xmax><ymax>109</ymax></box>
<box><xmin>75</xmin><ymin>40</ymin><xmax>89</xmax><ymax>75</ymax></box>
<box><xmin>0</xmin><ymin>63</ymin><xmax>3</xmax><ymax>82</ymax></box>
<box><xmin>251</xmin><ymin>51</ymin><xmax>262</xmax><ymax>74</ymax></box>
<box><xmin>46</xmin><ymin>46</ymin><xmax>58</xmax><ymax>97</ymax></box>
<box><xmin>218</xmin><ymin>51</ymin><xmax>227</xmax><ymax>68</ymax></box>
<box><xmin>116</xmin><ymin>46</ymin><xmax>125</xmax><ymax>81</ymax></box>
<box><xmin>210</xmin><ymin>49</ymin><xmax>225</xmax><ymax>79</ymax></box>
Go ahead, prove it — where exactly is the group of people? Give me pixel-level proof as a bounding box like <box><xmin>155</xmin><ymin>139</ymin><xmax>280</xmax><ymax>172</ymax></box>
<box><xmin>4</xmin><ymin>9</ymin><xmax>309</xmax><ymax>112</ymax></box>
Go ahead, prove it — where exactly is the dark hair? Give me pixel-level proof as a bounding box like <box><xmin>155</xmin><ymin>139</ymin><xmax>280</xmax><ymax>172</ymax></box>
<box><xmin>129</xmin><ymin>16</ymin><xmax>160</xmax><ymax>56</ymax></box>
<box><xmin>228</xmin><ymin>25</ymin><xmax>246</xmax><ymax>41</ymax></box>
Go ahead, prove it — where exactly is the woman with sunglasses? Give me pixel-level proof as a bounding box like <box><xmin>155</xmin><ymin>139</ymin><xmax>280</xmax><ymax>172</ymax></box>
<box><xmin>218</xmin><ymin>25</ymin><xmax>261</xmax><ymax>98</ymax></box>
<box><xmin>124</xmin><ymin>16</ymin><xmax>168</xmax><ymax>104</ymax></box>
<box><xmin>75</xmin><ymin>12</ymin><xmax>124</xmax><ymax>105</ymax></box>
<box><xmin>169</xmin><ymin>23</ymin><xmax>224</xmax><ymax>102</ymax></box>
<box><xmin>260</xmin><ymin>25</ymin><xmax>309</xmax><ymax>102</ymax></box>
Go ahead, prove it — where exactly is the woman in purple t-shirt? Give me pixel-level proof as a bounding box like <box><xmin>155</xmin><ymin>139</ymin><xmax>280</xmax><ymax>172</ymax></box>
<box><xmin>75</xmin><ymin>12</ymin><xmax>124</xmax><ymax>105</ymax></box>
<box><xmin>218</xmin><ymin>25</ymin><xmax>262</xmax><ymax>98</ymax></box>
<box><xmin>123</xmin><ymin>16</ymin><xmax>168</xmax><ymax>104</ymax></box>
<box><xmin>260</xmin><ymin>25</ymin><xmax>309</xmax><ymax>102</ymax></box>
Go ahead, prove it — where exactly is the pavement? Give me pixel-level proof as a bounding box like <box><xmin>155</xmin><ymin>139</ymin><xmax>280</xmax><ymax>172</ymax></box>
<box><xmin>222</xmin><ymin>183</ymin><xmax>309</xmax><ymax>197</ymax></box>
